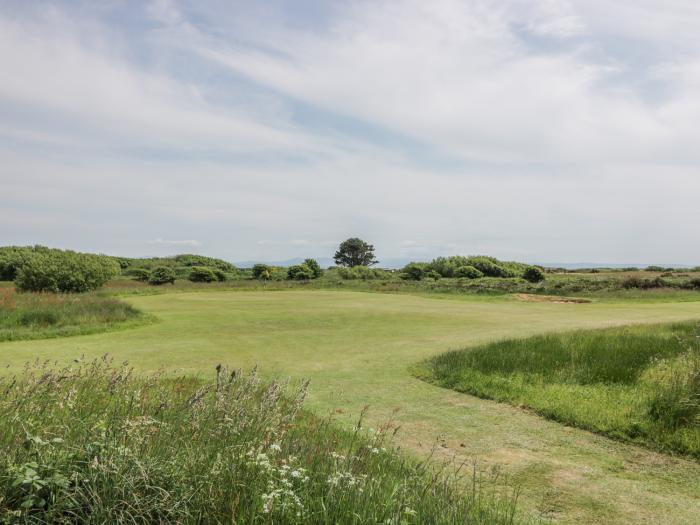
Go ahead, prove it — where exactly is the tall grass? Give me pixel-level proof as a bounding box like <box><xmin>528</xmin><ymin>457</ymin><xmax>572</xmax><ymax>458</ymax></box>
<box><xmin>0</xmin><ymin>358</ymin><xmax>522</xmax><ymax>524</ymax></box>
<box><xmin>0</xmin><ymin>288</ymin><xmax>145</xmax><ymax>341</ymax></box>
<box><xmin>416</xmin><ymin>322</ymin><xmax>700</xmax><ymax>457</ymax></box>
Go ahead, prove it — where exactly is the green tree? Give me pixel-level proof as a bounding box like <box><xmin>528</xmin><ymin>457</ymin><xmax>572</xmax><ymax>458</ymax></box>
<box><xmin>287</xmin><ymin>264</ymin><xmax>314</xmax><ymax>280</ymax></box>
<box><xmin>333</xmin><ymin>238</ymin><xmax>378</xmax><ymax>267</ymax></box>
<box><xmin>303</xmin><ymin>259</ymin><xmax>323</xmax><ymax>278</ymax></box>
<box><xmin>400</xmin><ymin>262</ymin><xmax>428</xmax><ymax>281</ymax></box>
<box><xmin>252</xmin><ymin>264</ymin><xmax>272</xmax><ymax>280</ymax></box>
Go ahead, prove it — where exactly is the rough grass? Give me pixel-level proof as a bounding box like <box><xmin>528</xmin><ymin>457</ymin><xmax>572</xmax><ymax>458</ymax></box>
<box><xmin>417</xmin><ymin>321</ymin><xmax>700</xmax><ymax>457</ymax></box>
<box><xmin>0</xmin><ymin>358</ymin><xmax>520</xmax><ymax>524</ymax></box>
<box><xmin>0</xmin><ymin>288</ymin><xmax>147</xmax><ymax>341</ymax></box>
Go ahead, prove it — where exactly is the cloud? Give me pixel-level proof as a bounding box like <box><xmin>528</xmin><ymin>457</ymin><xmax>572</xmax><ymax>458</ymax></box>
<box><xmin>147</xmin><ymin>238</ymin><xmax>202</xmax><ymax>247</ymax></box>
<box><xmin>196</xmin><ymin>0</ymin><xmax>698</xmax><ymax>167</ymax></box>
<box><xmin>0</xmin><ymin>1</ymin><xmax>699</xmax><ymax>264</ymax></box>
<box><xmin>0</xmin><ymin>7</ymin><xmax>331</xmax><ymax>159</ymax></box>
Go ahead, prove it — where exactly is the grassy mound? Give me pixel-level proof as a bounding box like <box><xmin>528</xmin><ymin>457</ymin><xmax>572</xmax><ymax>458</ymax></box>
<box><xmin>0</xmin><ymin>288</ymin><xmax>146</xmax><ymax>342</ymax></box>
<box><xmin>416</xmin><ymin>321</ymin><xmax>700</xmax><ymax>458</ymax></box>
<box><xmin>0</xmin><ymin>359</ymin><xmax>521</xmax><ymax>524</ymax></box>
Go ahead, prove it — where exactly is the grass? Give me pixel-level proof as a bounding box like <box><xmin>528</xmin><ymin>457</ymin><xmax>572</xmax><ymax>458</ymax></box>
<box><xmin>0</xmin><ymin>358</ymin><xmax>518</xmax><ymax>524</ymax></box>
<box><xmin>1</xmin><ymin>290</ymin><xmax>700</xmax><ymax>523</ymax></box>
<box><xmin>0</xmin><ymin>287</ymin><xmax>148</xmax><ymax>342</ymax></box>
<box><xmin>416</xmin><ymin>322</ymin><xmax>700</xmax><ymax>457</ymax></box>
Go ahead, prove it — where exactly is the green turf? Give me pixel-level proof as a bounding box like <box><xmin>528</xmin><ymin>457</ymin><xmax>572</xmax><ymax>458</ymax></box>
<box><xmin>1</xmin><ymin>290</ymin><xmax>700</xmax><ymax>524</ymax></box>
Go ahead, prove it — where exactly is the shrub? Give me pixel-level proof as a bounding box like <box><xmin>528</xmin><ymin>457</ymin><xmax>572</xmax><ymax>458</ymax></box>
<box><xmin>522</xmin><ymin>266</ymin><xmax>545</xmax><ymax>283</ymax></box>
<box><xmin>252</xmin><ymin>263</ymin><xmax>273</xmax><ymax>280</ymax></box>
<box><xmin>645</xmin><ymin>265</ymin><xmax>665</xmax><ymax>272</ymax></box>
<box><xmin>303</xmin><ymin>259</ymin><xmax>323</xmax><ymax>279</ymax></box>
<box><xmin>287</xmin><ymin>264</ymin><xmax>314</xmax><ymax>281</ymax></box>
<box><xmin>428</xmin><ymin>257</ymin><xmax>461</xmax><ymax>278</ymax></box>
<box><xmin>189</xmin><ymin>266</ymin><xmax>217</xmax><ymax>283</ymax></box>
<box><xmin>174</xmin><ymin>254</ymin><xmax>237</xmax><ymax>273</ymax></box>
<box><xmin>684</xmin><ymin>278</ymin><xmax>700</xmax><ymax>290</ymax></box>
<box><xmin>129</xmin><ymin>268</ymin><xmax>151</xmax><ymax>282</ymax></box>
<box><xmin>454</xmin><ymin>265</ymin><xmax>483</xmax><ymax>279</ymax></box>
<box><xmin>622</xmin><ymin>276</ymin><xmax>667</xmax><ymax>290</ymax></box>
<box><xmin>427</xmin><ymin>256</ymin><xmax>526</xmax><ymax>279</ymax></box>
<box><xmin>466</xmin><ymin>257</ymin><xmax>515</xmax><ymax>278</ymax></box>
<box><xmin>424</xmin><ymin>270</ymin><xmax>441</xmax><ymax>280</ymax></box>
<box><xmin>213</xmin><ymin>269</ymin><xmax>227</xmax><ymax>282</ymax></box>
<box><xmin>337</xmin><ymin>266</ymin><xmax>388</xmax><ymax>280</ymax></box>
<box><xmin>0</xmin><ymin>246</ymin><xmax>37</xmax><ymax>281</ymax></box>
<box><xmin>400</xmin><ymin>262</ymin><xmax>428</xmax><ymax>281</ymax></box>
<box><xmin>149</xmin><ymin>266</ymin><xmax>176</xmax><ymax>285</ymax></box>
<box><xmin>15</xmin><ymin>250</ymin><xmax>120</xmax><ymax>293</ymax></box>
<box><xmin>114</xmin><ymin>257</ymin><xmax>131</xmax><ymax>269</ymax></box>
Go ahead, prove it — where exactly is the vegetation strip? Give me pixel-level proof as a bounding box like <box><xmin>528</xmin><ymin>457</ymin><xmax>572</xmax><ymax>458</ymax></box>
<box><xmin>416</xmin><ymin>321</ymin><xmax>700</xmax><ymax>458</ymax></box>
<box><xmin>0</xmin><ymin>288</ymin><xmax>150</xmax><ymax>342</ymax></box>
<box><xmin>0</xmin><ymin>359</ymin><xmax>521</xmax><ymax>524</ymax></box>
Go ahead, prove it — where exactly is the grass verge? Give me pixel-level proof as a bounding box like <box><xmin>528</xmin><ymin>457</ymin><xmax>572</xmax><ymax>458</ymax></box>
<box><xmin>415</xmin><ymin>321</ymin><xmax>700</xmax><ymax>458</ymax></box>
<box><xmin>0</xmin><ymin>358</ymin><xmax>522</xmax><ymax>524</ymax></box>
<box><xmin>0</xmin><ymin>288</ymin><xmax>151</xmax><ymax>342</ymax></box>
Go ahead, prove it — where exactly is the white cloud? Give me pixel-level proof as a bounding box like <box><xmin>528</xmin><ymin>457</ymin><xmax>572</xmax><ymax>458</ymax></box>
<box><xmin>0</xmin><ymin>0</ymin><xmax>699</xmax><ymax>264</ymax></box>
<box><xmin>196</xmin><ymin>0</ymin><xmax>698</xmax><ymax>167</ymax></box>
<box><xmin>0</xmin><ymin>11</ymin><xmax>327</xmax><ymax>158</ymax></box>
<box><xmin>147</xmin><ymin>238</ymin><xmax>202</xmax><ymax>247</ymax></box>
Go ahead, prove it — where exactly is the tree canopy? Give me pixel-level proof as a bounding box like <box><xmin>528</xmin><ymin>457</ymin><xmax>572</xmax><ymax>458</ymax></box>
<box><xmin>333</xmin><ymin>238</ymin><xmax>378</xmax><ymax>267</ymax></box>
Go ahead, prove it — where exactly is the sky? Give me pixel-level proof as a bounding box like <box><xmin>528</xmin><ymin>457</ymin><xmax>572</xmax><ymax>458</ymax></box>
<box><xmin>1</xmin><ymin>0</ymin><xmax>699</xmax><ymax>265</ymax></box>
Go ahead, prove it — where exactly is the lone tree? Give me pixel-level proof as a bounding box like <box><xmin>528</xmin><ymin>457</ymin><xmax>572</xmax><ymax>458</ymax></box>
<box><xmin>333</xmin><ymin>238</ymin><xmax>378</xmax><ymax>267</ymax></box>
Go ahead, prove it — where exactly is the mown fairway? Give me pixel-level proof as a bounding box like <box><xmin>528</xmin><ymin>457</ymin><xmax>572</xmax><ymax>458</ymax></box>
<box><xmin>2</xmin><ymin>290</ymin><xmax>700</xmax><ymax>524</ymax></box>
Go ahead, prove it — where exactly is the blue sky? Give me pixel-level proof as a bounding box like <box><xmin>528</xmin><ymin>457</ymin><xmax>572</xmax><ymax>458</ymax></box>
<box><xmin>1</xmin><ymin>0</ymin><xmax>699</xmax><ymax>264</ymax></box>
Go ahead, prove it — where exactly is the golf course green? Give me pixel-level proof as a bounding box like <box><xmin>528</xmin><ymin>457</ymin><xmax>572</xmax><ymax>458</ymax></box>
<box><xmin>2</xmin><ymin>290</ymin><xmax>699</xmax><ymax>524</ymax></box>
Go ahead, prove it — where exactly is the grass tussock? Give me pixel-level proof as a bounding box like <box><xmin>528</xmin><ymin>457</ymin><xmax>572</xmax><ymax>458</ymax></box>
<box><xmin>0</xmin><ymin>289</ymin><xmax>145</xmax><ymax>342</ymax></box>
<box><xmin>416</xmin><ymin>322</ymin><xmax>700</xmax><ymax>458</ymax></box>
<box><xmin>0</xmin><ymin>358</ymin><xmax>522</xmax><ymax>524</ymax></box>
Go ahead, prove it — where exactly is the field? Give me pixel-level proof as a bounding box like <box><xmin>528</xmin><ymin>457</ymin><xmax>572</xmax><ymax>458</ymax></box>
<box><xmin>1</xmin><ymin>289</ymin><xmax>700</xmax><ymax>523</ymax></box>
